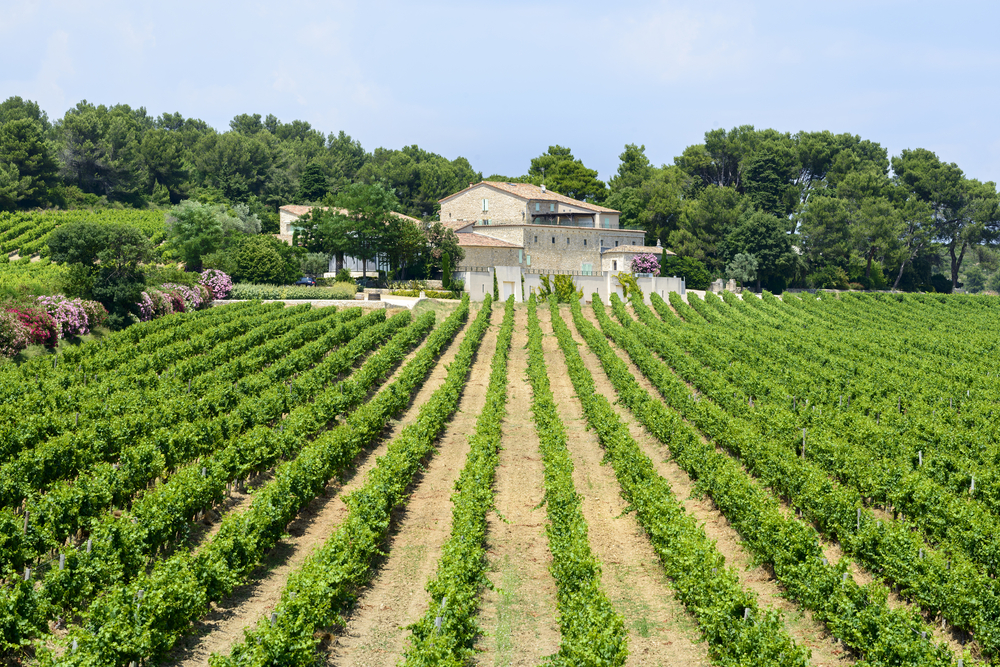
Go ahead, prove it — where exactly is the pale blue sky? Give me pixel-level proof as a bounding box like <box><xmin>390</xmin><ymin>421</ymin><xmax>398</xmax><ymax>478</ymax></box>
<box><xmin>2</xmin><ymin>0</ymin><xmax>998</xmax><ymax>185</ymax></box>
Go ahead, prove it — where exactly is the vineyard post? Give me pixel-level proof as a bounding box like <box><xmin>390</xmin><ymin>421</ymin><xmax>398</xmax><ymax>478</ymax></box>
<box><xmin>971</xmin><ymin>476</ymin><xmax>976</xmax><ymax>494</ymax></box>
<box><xmin>918</xmin><ymin>450</ymin><xmax>922</xmax><ymax>466</ymax></box>
<box><xmin>743</xmin><ymin>607</ymin><xmax>750</xmax><ymax>621</ymax></box>
<box><xmin>856</xmin><ymin>507</ymin><xmax>861</xmax><ymax>531</ymax></box>
<box><xmin>86</xmin><ymin>538</ymin><xmax>92</xmax><ymax>553</ymax></box>
<box><xmin>59</xmin><ymin>553</ymin><xmax>65</xmax><ymax>570</ymax></box>
<box><xmin>270</xmin><ymin>612</ymin><xmax>277</xmax><ymax>627</ymax></box>
<box><xmin>801</xmin><ymin>429</ymin><xmax>806</xmax><ymax>458</ymax></box>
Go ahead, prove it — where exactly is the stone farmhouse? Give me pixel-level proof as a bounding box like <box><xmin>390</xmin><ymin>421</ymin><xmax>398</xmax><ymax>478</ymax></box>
<box><xmin>277</xmin><ymin>181</ymin><xmax>678</xmax><ymax>300</ymax></box>
<box><xmin>438</xmin><ymin>181</ymin><xmax>670</xmax><ymax>274</ymax></box>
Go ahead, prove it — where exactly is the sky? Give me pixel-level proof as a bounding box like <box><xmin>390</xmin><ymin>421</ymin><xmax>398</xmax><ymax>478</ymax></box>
<box><xmin>2</xmin><ymin>0</ymin><xmax>999</xmax><ymax>186</ymax></box>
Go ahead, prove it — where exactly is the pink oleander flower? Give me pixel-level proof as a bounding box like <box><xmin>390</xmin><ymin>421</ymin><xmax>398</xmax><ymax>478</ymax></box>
<box><xmin>631</xmin><ymin>253</ymin><xmax>661</xmax><ymax>276</ymax></box>
<box><xmin>199</xmin><ymin>269</ymin><xmax>233</xmax><ymax>300</ymax></box>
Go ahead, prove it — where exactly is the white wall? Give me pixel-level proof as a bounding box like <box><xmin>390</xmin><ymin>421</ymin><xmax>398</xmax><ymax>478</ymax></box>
<box><xmin>461</xmin><ymin>268</ymin><xmax>684</xmax><ymax>304</ymax></box>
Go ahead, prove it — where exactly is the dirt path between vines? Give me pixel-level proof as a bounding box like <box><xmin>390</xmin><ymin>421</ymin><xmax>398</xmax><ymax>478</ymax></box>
<box><xmin>329</xmin><ymin>306</ymin><xmax>501</xmax><ymax>666</ymax></box>
<box><xmin>537</xmin><ymin>305</ymin><xmax>711</xmax><ymax>667</ymax></box>
<box><xmin>163</xmin><ymin>314</ymin><xmax>472</xmax><ymax>667</ymax></box>
<box><xmin>474</xmin><ymin>305</ymin><xmax>561</xmax><ymax>667</ymax></box>
<box><xmin>577</xmin><ymin>305</ymin><xmax>853</xmax><ymax>666</ymax></box>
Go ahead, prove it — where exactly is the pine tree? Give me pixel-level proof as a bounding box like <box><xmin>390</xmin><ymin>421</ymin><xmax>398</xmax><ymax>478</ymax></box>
<box><xmin>296</xmin><ymin>162</ymin><xmax>328</xmax><ymax>202</ymax></box>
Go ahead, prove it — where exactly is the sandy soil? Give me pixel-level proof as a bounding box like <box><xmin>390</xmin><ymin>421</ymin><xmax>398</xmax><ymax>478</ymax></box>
<box><xmin>575</xmin><ymin>305</ymin><xmax>854</xmax><ymax>666</ymax></box>
<box><xmin>329</xmin><ymin>307</ymin><xmax>502</xmax><ymax>665</ymax></box>
<box><xmin>474</xmin><ymin>305</ymin><xmax>562</xmax><ymax>667</ymax></box>
<box><xmin>162</xmin><ymin>314</ymin><xmax>473</xmax><ymax>667</ymax></box>
<box><xmin>537</xmin><ymin>305</ymin><xmax>712</xmax><ymax>667</ymax></box>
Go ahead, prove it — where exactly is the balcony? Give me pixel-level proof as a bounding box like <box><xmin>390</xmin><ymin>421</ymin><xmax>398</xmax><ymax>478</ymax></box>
<box><xmin>529</xmin><ymin>213</ymin><xmax>595</xmax><ymax>228</ymax></box>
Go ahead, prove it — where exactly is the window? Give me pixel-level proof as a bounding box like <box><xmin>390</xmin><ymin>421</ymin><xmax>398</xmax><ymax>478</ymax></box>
<box><xmin>582</xmin><ymin>262</ymin><xmax>593</xmax><ymax>275</ymax></box>
<box><xmin>583</xmin><ymin>239</ymin><xmax>587</xmax><ymax>246</ymax></box>
<box><xmin>566</xmin><ymin>238</ymin><xmax>570</xmax><ymax>245</ymax></box>
<box><xmin>482</xmin><ymin>198</ymin><xmax>489</xmax><ymax>212</ymax></box>
<box><xmin>534</xmin><ymin>235</ymin><xmax>538</xmax><ymax>243</ymax></box>
<box><xmin>615</xmin><ymin>240</ymin><xmax>619</xmax><ymax>247</ymax></box>
<box><xmin>603</xmin><ymin>216</ymin><xmax>610</xmax><ymax>228</ymax></box>
<box><xmin>552</xmin><ymin>237</ymin><xmax>555</xmax><ymax>244</ymax></box>
<box><xmin>600</xmin><ymin>238</ymin><xmax>604</xmax><ymax>246</ymax></box>
<box><xmin>632</xmin><ymin>241</ymin><xmax>636</xmax><ymax>245</ymax></box>
<box><xmin>527</xmin><ymin>255</ymin><xmax>531</xmax><ymax>266</ymax></box>
<box><xmin>518</xmin><ymin>249</ymin><xmax>523</xmax><ymax>264</ymax></box>
<box><xmin>535</xmin><ymin>203</ymin><xmax>540</xmax><ymax>212</ymax></box>
<box><xmin>549</xmin><ymin>203</ymin><xmax>555</xmax><ymax>212</ymax></box>
<box><xmin>612</xmin><ymin>260</ymin><xmax>618</xmax><ymax>271</ymax></box>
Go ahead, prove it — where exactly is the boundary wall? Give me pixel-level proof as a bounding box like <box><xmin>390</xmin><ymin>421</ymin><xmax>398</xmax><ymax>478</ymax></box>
<box><xmin>455</xmin><ymin>266</ymin><xmax>685</xmax><ymax>304</ymax></box>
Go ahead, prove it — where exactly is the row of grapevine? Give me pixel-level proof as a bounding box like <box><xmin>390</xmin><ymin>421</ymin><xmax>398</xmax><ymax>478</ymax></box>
<box><xmin>210</xmin><ymin>295</ymin><xmax>496</xmax><ymax>667</ymax></box>
<box><xmin>612</xmin><ymin>295</ymin><xmax>976</xmax><ymax>662</ymax></box>
<box><xmin>524</xmin><ymin>296</ymin><xmax>627</xmax><ymax>666</ymax></box>
<box><xmin>0</xmin><ymin>300</ymin><xmax>275</xmax><ymax>423</ymax></box>
<box><xmin>50</xmin><ymin>298</ymin><xmax>470</xmax><ymax>666</ymax></box>
<box><xmin>553</xmin><ymin>298</ymin><xmax>812</xmax><ymax>666</ymax></box>
<box><xmin>0</xmin><ymin>309</ymin><xmax>428</xmax><ymax>653</ymax></box>
<box><xmin>2</xmin><ymin>308</ymin><xmax>395</xmax><ymax>573</ymax></box>
<box><xmin>0</xmin><ymin>210</ymin><xmax>166</xmax><ymax>258</ymax></box>
<box><xmin>0</xmin><ymin>304</ymin><xmax>335</xmax><ymax>508</ymax></box>
<box><xmin>402</xmin><ymin>296</ymin><xmax>515</xmax><ymax>665</ymax></box>
<box><xmin>596</xmin><ymin>296</ymin><xmax>961</xmax><ymax>665</ymax></box>
<box><xmin>0</xmin><ymin>302</ymin><xmax>326</xmax><ymax>465</ymax></box>
<box><xmin>667</xmin><ymin>290</ymin><xmax>1000</xmax><ymax>649</ymax></box>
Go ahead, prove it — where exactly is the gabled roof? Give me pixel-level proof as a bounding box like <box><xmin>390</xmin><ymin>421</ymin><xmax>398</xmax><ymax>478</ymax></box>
<box><xmin>279</xmin><ymin>205</ymin><xmax>421</xmax><ymax>224</ymax></box>
<box><xmin>435</xmin><ymin>220</ymin><xmax>478</xmax><ymax>234</ymax></box>
<box><xmin>456</xmin><ymin>233</ymin><xmax>522</xmax><ymax>248</ymax></box>
<box><xmin>439</xmin><ymin>181</ymin><xmax>619</xmax><ymax>214</ymax></box>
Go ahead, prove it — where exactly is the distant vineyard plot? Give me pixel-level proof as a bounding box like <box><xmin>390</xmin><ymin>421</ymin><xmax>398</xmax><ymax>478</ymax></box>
<box><xmin>0</xmin><ymin>291</ymin><xmax>996</xmax><ymax>667</ymax></box>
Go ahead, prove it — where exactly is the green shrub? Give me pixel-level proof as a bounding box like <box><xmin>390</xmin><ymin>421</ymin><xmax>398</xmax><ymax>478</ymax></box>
<box><xmin>328</xmin><ymin>282</ymin><xmax>358</xmax><ymax>300</ymax></box>
<box><xmin>539</xmin><ymin>274</ymin><xmax>581</xmax><ymax>303</ymax></box>
<box><xmin>662</xmin><ymin>255</ymin><xmax>711</xmax><ymax>290</ymax></box>
<box><xmin>807</xmin><ymin>265</ymin><xmax>849</xmax><ymax>290</ymax></box>
<box><xmin>930</xmin><ymin>273</ymin><xmax>953</xmax><ymax>294</ymax></box>
<box><xmin>335</xmin><ymin>268</ymin><xmax>354</xmax><ymax>283</ymax></box>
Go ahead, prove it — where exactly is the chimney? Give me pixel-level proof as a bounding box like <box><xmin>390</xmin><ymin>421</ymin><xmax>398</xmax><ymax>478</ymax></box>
<box><xmin>541</xmin><ymin>184</ymin><xmax>546</xmax><ymax>193</ymax></box>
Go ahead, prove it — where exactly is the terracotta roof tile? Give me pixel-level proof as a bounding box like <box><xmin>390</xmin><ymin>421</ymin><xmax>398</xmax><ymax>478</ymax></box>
<box><xmin>456</xmin><ymin>233</ymin><xmax>522</xmax><ymax>248</ymax></box>
<box><xmin>279</xmin><ymin>205</ymin><xmax>420</xmax><ymax>224</ymax></box>
<box><xmin>439</xmin><ymin>181</ymin><xmax>619</xmax><ymax>214</ymax></box>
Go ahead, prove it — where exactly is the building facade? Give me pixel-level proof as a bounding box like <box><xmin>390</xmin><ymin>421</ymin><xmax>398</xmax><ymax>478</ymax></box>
<box><xmin>439</xmin><ymin>181</ymin><xmax>652</xmax><ymax>274</ymax></box>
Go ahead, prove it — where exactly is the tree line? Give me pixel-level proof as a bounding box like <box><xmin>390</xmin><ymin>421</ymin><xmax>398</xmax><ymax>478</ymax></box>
<box><xmin>2</xmin><ymin>95</ymin><xmax>999</xmax><ymax>292</ymax></box>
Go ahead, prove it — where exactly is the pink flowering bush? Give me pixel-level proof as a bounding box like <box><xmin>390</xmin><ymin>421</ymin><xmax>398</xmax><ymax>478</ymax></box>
<box><xmin>80</xmin><ymin>300</ymin><xmax>108</xmax><ymax>329</ymax></box>
<box><xmin>162</xmin><ymin>283</ymin><xmax>205</xmax><ymax>311</ymax></box>
<box><xmin>137</xmin><ymin>292</ymin><xmax>156</xmax><ymax>322</ymax></box>
<box><xmin>631</xmin><ymin>253</ymin><xmax>660</xmax><ymax>276</ymax></box>
<box><xmin>199</xmin><ymin>269</ymin><xmax>233</xmax><ymax>299</ymax></box>
<box><xmin>6</xmin><ymin>306</ymin><xmax>58</xmax><ymax>347</ymax></box>
<box><xmin>35</xmin><ymin>295</ymin><xmax>92</xmax><ymax>338</ymax></box>
<box><xmin>137</xmin><ymin>281</ymin><xmax>212</xmax><ymax>322</ymax></box>
<box><xmin>148</xmin><ymin>290</ymin><xmax>175</xmax><ymax>318</ymax></box>
<box><xmin>0</xmin><ymin>310</ymin><xmax>30</xmax><ymax>358</ymax></box>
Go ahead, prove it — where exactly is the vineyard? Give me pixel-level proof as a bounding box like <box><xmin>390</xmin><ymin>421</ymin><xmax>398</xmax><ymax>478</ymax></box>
<box><xmin>0</xmin><ymin>211</ymin><xmax>165</xmax><ymax>260</ymax></box>
<box><xmin>0</xmin><ymin>290</ymin><xmax>997</xmax><ymax>667</ymax></box>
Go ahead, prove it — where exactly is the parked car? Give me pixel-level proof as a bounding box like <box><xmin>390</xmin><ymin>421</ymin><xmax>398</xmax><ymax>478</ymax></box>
<box><xmin>294</xmin><ymin>276</ymin><xmax>317</xmax><ymax>286</ymax></box>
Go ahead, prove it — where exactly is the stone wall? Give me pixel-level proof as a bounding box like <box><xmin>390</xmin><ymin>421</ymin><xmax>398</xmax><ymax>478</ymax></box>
<box><xmin>459</xmin><ymin>246</ymin><xmax>522</xmax><ymax>268</ymax></box>
<box><xmin>441</xmin><ymin>184</ymin><xmax>528</xmax><ymax>224</ymax></box>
